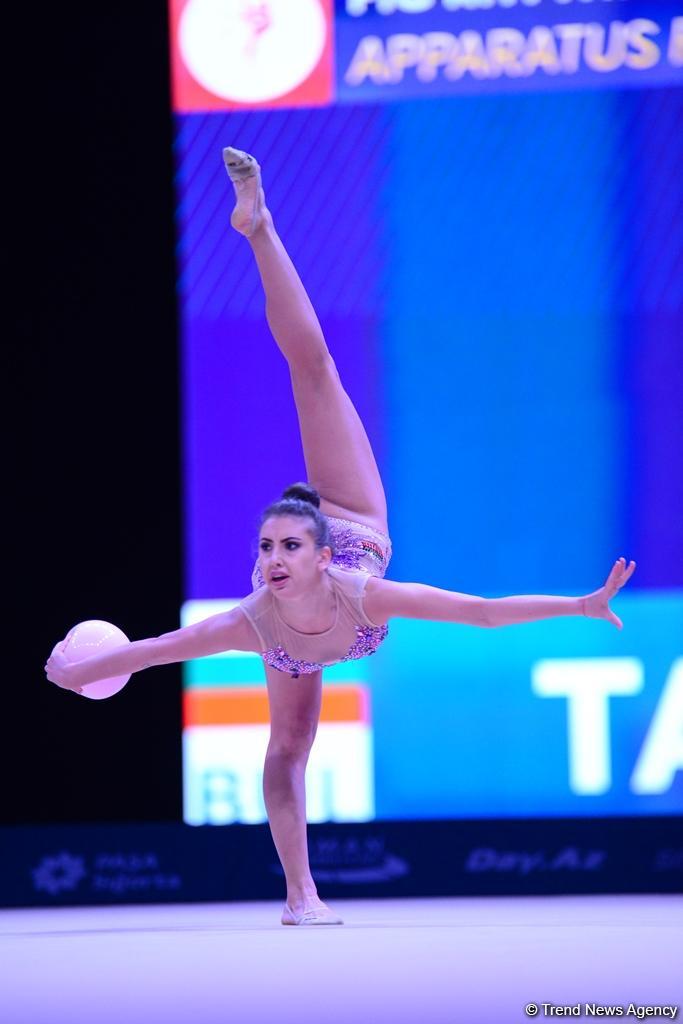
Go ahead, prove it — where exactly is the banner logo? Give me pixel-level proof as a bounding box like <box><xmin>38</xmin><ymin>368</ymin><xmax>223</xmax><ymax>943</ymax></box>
<box><xmin>171</xmin><ymin>0</ymin><xmax>334</xmax><ymax>110</ymax></box>
<box><xmin>32</xmin><ymin>852</ymin><xmax>87</xmax><ymax>895</ymax></box>
<box><xmin>271</xmin><ymin>834</ymin><xmax>411</xmax><ymax>883</ymax></box>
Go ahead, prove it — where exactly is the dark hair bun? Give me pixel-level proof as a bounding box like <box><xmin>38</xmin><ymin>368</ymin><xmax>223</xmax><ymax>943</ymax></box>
<box><xmin>281</xmin><ymin>481</ymin><xmax>321</xmax><ymax>508</ymax></box>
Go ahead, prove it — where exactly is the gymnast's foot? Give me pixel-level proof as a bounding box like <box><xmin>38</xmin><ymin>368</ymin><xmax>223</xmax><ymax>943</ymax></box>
<box><xmin>281</xmin><ymin>896</ymin><xmax>344</xmax><ymax>926</ymax></box>
<box><xmin>222</xmin><ymin>146</ymin><xmax>270</xmax><ymax>237</ymax></box>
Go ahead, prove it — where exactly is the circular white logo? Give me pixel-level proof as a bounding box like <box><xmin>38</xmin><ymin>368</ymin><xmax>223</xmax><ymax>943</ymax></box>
<box><xmin>179</xmin><ymin>0</ymin><xmax>327</xmax><ymax>103</ymax></box>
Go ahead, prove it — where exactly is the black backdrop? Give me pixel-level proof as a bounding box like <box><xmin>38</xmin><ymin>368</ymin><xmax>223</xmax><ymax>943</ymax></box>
<box><xmin>6</xmin><ymin>3</ymin><xmax>182</xmax><ymax>824</ymax></box>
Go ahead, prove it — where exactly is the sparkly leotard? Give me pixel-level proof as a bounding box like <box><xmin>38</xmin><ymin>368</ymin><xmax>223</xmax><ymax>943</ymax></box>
<box><xmin>239</xmin><ymin>516</ymin><xmax>392</xmax><ymax>678</ymax></box>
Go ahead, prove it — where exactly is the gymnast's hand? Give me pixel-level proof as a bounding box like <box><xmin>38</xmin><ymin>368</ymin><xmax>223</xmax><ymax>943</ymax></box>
<box><xmin>45</xmin><ymin>642</ymin><xmax>83</xmax><ymax>694</ymax></box>
<box><xmin>582</xmin><ymin>557</ymin><xmax>636</xmax><ymax>630</ymax></box>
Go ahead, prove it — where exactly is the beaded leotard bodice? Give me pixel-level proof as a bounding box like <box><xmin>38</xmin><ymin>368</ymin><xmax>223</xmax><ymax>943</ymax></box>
<box><xmin>260</xmin><ymin>621</ymin><xmax>389</xmax><ymax>678</ymax></box>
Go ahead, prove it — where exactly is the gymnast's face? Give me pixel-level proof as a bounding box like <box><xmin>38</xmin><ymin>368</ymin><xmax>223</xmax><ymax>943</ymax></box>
<box><xmin>258</xmin><ymin>515</ymin><xmax>331</xmax><ymax>597</ymax></box>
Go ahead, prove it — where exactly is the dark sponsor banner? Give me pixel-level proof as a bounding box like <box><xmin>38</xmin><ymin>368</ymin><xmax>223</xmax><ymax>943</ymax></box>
<box><xmin>1</xmin><ymin>817</ymin><xmax>681</xmax><ymax>907</ymax></box>
<box><xmin>336</xmin><ymin>0</ymin><xmax>683</xmax><ymax>100</ymax></box>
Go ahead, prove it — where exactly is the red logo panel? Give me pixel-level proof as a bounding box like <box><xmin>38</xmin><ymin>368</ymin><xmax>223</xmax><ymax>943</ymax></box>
<box><xmin>169</xmin><ymin>0</ymin><xmax>334</xmax><ymax>111</ymax></box>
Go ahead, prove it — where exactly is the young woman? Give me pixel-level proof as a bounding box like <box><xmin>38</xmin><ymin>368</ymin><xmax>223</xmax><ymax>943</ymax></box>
<box><xmin>45</xmin><ymin>147</ymin><xmax>636</xmax><ymax>926</ymax></box>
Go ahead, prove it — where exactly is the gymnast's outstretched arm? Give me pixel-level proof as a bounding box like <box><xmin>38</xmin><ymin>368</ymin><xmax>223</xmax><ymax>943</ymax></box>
<box><xmin>45</xmin><ymin>608</ymin><xmax>259</xmax><ymax>693</ymax></box>
<box><xmin>364</xmin><ymin>557</ymin><xmax>636</xmax><ymax>631</ymax></box>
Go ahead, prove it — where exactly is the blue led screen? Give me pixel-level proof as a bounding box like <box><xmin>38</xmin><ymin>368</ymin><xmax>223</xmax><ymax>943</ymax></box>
<box><xmin>172</xmin><ymin>5</ymin><xmax>683</xmax><ymax>820</ymax></box>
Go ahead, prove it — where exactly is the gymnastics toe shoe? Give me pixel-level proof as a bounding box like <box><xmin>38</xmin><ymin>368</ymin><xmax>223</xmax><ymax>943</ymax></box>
<box><xmin>222</xmin><ymin>146</ymin><xmax>260</xmax><ymax>182</ymax></box>
<box><xmin>281</xmin><ymin>903</ymin><xmax>344</xmax><ymax>926</ymax></box>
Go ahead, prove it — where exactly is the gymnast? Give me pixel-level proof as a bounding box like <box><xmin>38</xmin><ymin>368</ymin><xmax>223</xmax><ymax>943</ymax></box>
<box><xmin>45</xmin><ymin>147</ymin><xmax>636</xmax><ymax>926</ymax></box>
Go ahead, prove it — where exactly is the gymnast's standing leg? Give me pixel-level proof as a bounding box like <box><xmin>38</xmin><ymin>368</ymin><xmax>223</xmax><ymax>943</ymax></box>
<box><xmin>224</xmin><ymin>147</ymin><xmax>388</xmax><ymax>922</ymax></box>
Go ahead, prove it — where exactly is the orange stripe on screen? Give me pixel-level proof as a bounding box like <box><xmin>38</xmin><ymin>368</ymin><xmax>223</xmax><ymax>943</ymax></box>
<box><xmin>184</xmin><ymin>685</ymin><xmax>369</xmax><ymax>727</ymax></box>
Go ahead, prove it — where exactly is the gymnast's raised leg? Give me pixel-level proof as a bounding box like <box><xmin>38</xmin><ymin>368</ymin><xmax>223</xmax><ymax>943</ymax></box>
<box><xmin>224</xmin><ymin>147</ymin><xmax>387</xmax><ymax>923</ymax></box>
<box><xmin>223</xmin><ymin>146</ymin><xmax>388</xmax><ymax>535</ymax></box>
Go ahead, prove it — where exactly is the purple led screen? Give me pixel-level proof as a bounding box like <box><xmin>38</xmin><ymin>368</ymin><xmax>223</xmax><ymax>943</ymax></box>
<box><xmin>175</xmin><ymin>94</ymin><xmax>683</xmax><ymax>602</ymax></box>
<box><xmin>175</xmin><ymin>106</ymin><xmax>393</xmax><ymax>599</ymax></box>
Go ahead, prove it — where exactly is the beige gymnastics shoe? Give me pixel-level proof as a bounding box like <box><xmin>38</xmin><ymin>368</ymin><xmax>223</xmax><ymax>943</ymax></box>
<box><xmin>222</xmin><ymin>146</ymin><xmax>266</xmax><ymax>237</ymax></box>
<box><xmin>281</xmin><ymin>902</ymin><xmax>344</xmax><ymax>926</ymax></box>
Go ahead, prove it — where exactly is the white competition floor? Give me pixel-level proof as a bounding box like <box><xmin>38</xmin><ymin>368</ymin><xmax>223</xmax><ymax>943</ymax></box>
<box><xmin>1</xmin><ymin>895</ymin><xmax>681</xmax><ymax>1024</ymax></box>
